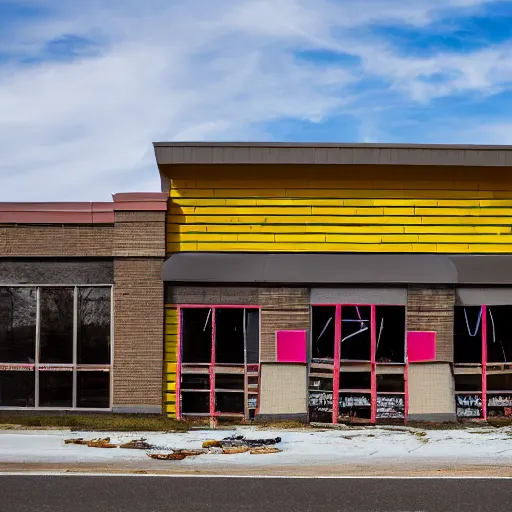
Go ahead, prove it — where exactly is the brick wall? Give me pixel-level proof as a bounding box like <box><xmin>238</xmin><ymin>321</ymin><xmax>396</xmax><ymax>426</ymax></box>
<box><xmin>0</xmin><ymin>225</ymin><xmax>113</xmax><ymax>257</ymax></box>
<box><xmin>407</xmin><ymin>286</ymin><xmax>455</xmax><ymax>362</ymax></box>
<box><xmin>113</xmin><ymin>258</ymin><xmax>164</xmax><ymax>410</ymax></box>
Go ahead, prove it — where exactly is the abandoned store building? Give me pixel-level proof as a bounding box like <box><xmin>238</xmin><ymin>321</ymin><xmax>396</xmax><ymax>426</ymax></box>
<box><xmin>2</xmin><ymin>143</ymin><xmax>512</xmax><ymax>423</ymax></box>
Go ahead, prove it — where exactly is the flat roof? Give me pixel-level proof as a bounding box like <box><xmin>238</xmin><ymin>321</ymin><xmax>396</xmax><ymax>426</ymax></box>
<box><xmin>153</xmin><ymin>141</ymin><xmax>512</xmax><ymax>167</ymax></box>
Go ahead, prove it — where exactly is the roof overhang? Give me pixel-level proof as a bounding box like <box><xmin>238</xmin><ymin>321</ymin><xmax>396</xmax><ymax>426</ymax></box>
<box><xmin>162</xmin><ymin>253</ymin><xmax>512</xmax><ymax>285</ymax></box>
<box><xmin>154</xmin><ymin>142</ymin><xmax>512</xmax><ymax>167</ymax></box>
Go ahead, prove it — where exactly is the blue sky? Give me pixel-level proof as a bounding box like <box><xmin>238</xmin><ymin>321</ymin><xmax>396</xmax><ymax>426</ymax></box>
<box><xmin>1</xmin><ymin>0</ymin><xmax>512</xmax><ymax>201</ymax></box>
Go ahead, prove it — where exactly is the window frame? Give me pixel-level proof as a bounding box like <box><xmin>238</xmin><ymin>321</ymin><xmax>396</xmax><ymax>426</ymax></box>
<box><xmin>0</xmin><ymin>284</ymin><xmax>113</xmax><ymax>411</ymax></box>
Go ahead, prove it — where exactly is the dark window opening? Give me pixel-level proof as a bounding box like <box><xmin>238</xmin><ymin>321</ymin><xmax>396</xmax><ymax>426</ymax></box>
<box><xmin>215</xmin><ymin>309</ymin><xmax>244</xmax><ymax>364</ymax></box>
<box><xmin>454</xmin><ymin>307</ymin><xmax>482</xmax><ymax>364</ymax></box>
<box><xmin>181</xmin><ymin>308</ymin><xmax>212</xmax><ymax>364</ymax></box>
<box><xmin>245</xmin><ymin>309</ymin><xmax>260</xmax><ymax>364</ymax></box>
<box><xmin>40</xmin><ymin>288</ymin><xmax>74</xmax><ymax>364</ymax></box>
<box><xmin>339</xmin><ymin>393</ymin><xmax>371</xmax><ymax>421</ymax></box>
<box><xmin>341</xmin><ymin>306</ymin><xmax>371</xmax><ymax>361</ymax></box>
<box><xmin>339</xmin><ymin>372</ymin><xmax>371</xmax><ymax>391</ymax></box>
<box><xmin>77</xmin><ymin>371</ymin><xmax>109</xmax><ymax>408</ymax></box>
<box><xmin>309</xmin><ymin>377</ymin><xmax>333</xmax><ymax>391</ymax></box>
<box><xmin>455</xmin><ymin>374</ymin><xmax>482</xmax><ymax>392</ymax></box>
<box><xmin>181</xmin><ymin>374</ymin><xmax>210</xmax><ymax>390</ymax></box>
<box><xmin>377</xmin><ymin>374</ymin><xmax>404</xmax><ymax>393</ymax></box>
<box><xmin>248</xmin><ymin>376</ymin><xmax>259</xmax><ymax>386</ymax></box>
<box><xmin>216</xmin><ymin>392</ymin><xmax>244</xmax><ymax>413</ymax></box>
<box><xmin>375</xmin><ymin>306</ymin><xmax>405</xmax><ymax>363</ymax></box>
<box><xmin>0</xmin><ymin>287</ymin><xmax>36</xmax><ymax>363</ymax></box>
<box><xmin>77</xmin><ymin>288</ymin><xmax>111</xmax><ymax>365</ymax></box>
<box><xmin>39</xmin><ymin>371</ymin><xmax>73</xmax><ymax>407</ymax></box>
<box><xmin>486</xmin><ymin>307</ymin><xmax>512</xmax><ymax>363</ymax></box>
<box><xmin>487</xmin><ymin>394</ymin><xmax>512</xmax><ymax>417</ymax></box>
<box><xmin>181</xmin><ymin>391</ymin><xmax>209</xmax><ymax>414</ymax></box>
<box><xmin>215</xmin><ymin>374</ymin><xmax>244</xmax><ymax>390</ymax></box>
<box><xmin>487</xmin><ymin>373</ymin><xmax>512</xmax><ymax>391</ymax></box>
<box><xmin>312</xmin><ymin>306</ymin><xmax>335</xmax><ymax>359</ymax></box>
<box><xmin>0</xmin><ymin>371</ymin><xmax>35</xmax><ymax>407</ymax></box>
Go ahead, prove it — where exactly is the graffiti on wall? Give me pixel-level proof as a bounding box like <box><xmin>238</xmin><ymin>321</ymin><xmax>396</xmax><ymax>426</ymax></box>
<box><xmin>456</xmin><ymin>394</ymin><xmax>482</xmax><ymax>417</ymax></box>
<box><xmin>339</xmin><ymin>395</ymin><xmax>371</xmax><ymax>408</ymax></box>
<box><xmin>309</xmin><ymin>392</ymin><xmax>333</xmax><ymax>413</ymax></box>
<box><xmin>376</xmin><ymin>396</ymin><xmax>405</xmax><ymax>419</ymax></box>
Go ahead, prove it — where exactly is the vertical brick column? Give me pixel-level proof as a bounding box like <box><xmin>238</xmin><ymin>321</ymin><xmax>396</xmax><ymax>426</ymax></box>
<box><xmin>112</xmin><ymin>193</ymin><xmax>167</xmax><ymax>413</ymax></box>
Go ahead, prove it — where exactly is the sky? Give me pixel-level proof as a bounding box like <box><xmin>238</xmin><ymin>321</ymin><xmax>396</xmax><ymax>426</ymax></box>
<box><xmin>1</xmin><ymin>0</ymin><xmax>512</xmax><ymax>201</ymax></box>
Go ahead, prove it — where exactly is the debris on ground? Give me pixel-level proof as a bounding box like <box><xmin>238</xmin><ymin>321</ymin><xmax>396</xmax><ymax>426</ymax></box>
<box><xmin>250</xmin><ymin>447</ymin><xmax>282</xmax><ymax>455</ymax></box>
<box><xmin>222</xmin><ymin>447</ymin><xmax>249</xmax><ymax>454</ymax></box>
<box><xmin>64</xmin><ymin>438</ymin><xmax>88</xmax><ymax>445</ymax></box>
<box><xmin>202</xmin><ymin>440</ymin><xmax>222</xmax><ymax>449</ymax></box>
<box><xmin>120</xmin><ymin>439</ymin><xmax>152</xmax><ymax>450</ymax></box>
<box><xmin>86</xmin><ymin>438</ymin><xmax>117</xmax><ymax>449</ymax></box>
<box><xmin>177</xmin><ymin>449</ymin><xmax>207</xmax><ymax>457</ymax></box>
<box><xmin>202</xmin><ymin>435</ymin><xmax>281</xmax><ymax>449</ymax></box>
<box><xmin>148</xmin><ymin>453</ymin><xmax>186</xmax><ymax>461</ymax></box>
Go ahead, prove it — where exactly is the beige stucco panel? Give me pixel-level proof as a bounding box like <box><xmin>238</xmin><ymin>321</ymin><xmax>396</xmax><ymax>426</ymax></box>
<box><xmin>408</xmin><ymin>363</ymin><xmax>455</xmax><ymax>415</ymax></box>
<box><xmin>259</xmin><ymin>363</ymin><xmax>307</xmax><ymax>415</ymax></box>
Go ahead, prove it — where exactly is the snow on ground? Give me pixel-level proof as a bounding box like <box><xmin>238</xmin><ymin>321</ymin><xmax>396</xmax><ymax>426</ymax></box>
<box><xmin>0</xmin><ymin>426</ymin><xmax>511</xmax><ymax>467</ymax></box>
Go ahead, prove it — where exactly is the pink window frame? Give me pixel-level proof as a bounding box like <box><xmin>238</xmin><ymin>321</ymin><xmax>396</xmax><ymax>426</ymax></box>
<box><xmin>311</xmin><ymin>303</ymin><xmax>408</xmax><ymax>425</ymax></box>
<box><xmin>176</xmin><ymin>305</ymin><xmax>260</xmax><ymax>420</ymax></box>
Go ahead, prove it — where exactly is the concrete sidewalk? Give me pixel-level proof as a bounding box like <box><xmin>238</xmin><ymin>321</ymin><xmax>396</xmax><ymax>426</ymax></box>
<box><xmin>1</xmin><ymin>426</ymin><xmax>511</xmax><ymax>476</ymax></box>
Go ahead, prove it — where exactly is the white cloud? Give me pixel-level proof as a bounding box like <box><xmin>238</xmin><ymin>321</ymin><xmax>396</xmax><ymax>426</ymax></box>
<box><xmin>0</xmin><ymin>0</ymin><xmax>511</xmax><ymax>201</ymax></box>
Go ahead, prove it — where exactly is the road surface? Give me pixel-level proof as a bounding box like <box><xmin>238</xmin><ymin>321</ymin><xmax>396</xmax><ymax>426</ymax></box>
<box><xmin>0</xmin><ymin>475</ymin><xmax>511</xmax><ymax>511</ymax></box>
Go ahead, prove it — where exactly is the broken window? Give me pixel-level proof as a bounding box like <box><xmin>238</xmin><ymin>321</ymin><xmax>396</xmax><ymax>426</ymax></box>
<box><xmin>339</xmin><ymin>393</ymin><xmax>372</xmax><ymax>421</ymax></box>
<box><xmin>215</xmin><ymin>392</ymin><xmax>244</xmax><ymax>413</ymax></box>
<box><xmin>181</xmin><ymin>374</ymin><xmax>210</xmax><ymax>390</ymax></box>
<box><xmin>0</xmin><ymin>287</ymin><xmax>36</xmax><ymax>363</ymax></box>
<box><xmin>341</xmin><ymin>306</ymin><xmax>371</xmax><ymax>361</ymax></box>
<box><xmin>0</xmin><ymin>371</ymin><xmax>35</xmax><ymax>407</ymax></box>
<box><xmin>181</xmin><ymin>392</ymin><xmax>209</xmax><ymax>414</ymax></box>
<box><xmin>77</xmin><ymin>371</ymin><xmax>110</xmax><ymax>408</ymax></box>
<box><xmin>215</xmin><ymin>374</ymin><xmax>244</xmax><ymax>390</ymax></box>
<box><xmin>39</xmin><ymin>370</ymin><xmax>73</xmax><ymax>407</ymax></box>
<box><xmin>215</xmin><ymin>309</ymin><xmax>244</xmax><ymax>364</ymax></box>
<box><xmin>454</xmin><ymin>306</ymin><xmax>482</xmax><ymax>364</ymax></box>
<box><xmin>375</xmin><ymin>306</ymin><xmax>405</xmax><ymax>363</ymax></box>
<box><xmin>486</xmin><ymin>307</ymin><xmax>512</xmax><ymax>363</ymax></box>
<box><xmin>309</xmin><ymin>391</ymin><xmax>333</xmax><ymax>423</ymax></box>
<box><xmin>376</xmin><ymin>374</ymin><xmax>404</xmax><ymax>393</ymax></box>
<box><xmin>487</xmin><ymin>373</ymin><xmax>512</xmax><ymax>391</ymax></box>
<box><xmin>309</xmin><ymin>377</ymin><xmax>333</xmax><ymax>391</ymax></box>
<box><xmin>245</xmin><ymin>309</ymin><xmax>260</xmax><ymax>364</ymax></box>
<box><xmin>181</xmin><ymin>308</ymin><xmax>212</xmax><ymax>364</ymax></box>
<box><xmin>77</xmin><ymin>287</ymin><xmax>111</xmax><ymax>365</ymax></box>
<box><xmin>454</xmin><ymin>374</ymin><xmax>482</xmax><ymax>392</ymax></box>
<box><xmin>40</xmin><ymin>288</ymin><xmax>74</xmax><ymax>364</ymax></box>
<box><xmin>339</xmin><ymin>372</ymin><xmax>371</xmax><ymax>391</ymax></box>
<box><xmin>312</xmin><ymin>306</ymin><xmax>335</xmax><ymax>360</ymax></box>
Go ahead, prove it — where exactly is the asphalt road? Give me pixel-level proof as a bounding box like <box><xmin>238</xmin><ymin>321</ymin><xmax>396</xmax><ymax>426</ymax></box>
<box><xmin>0</xmin><ymin>475</ymin><xmax>511</xmax><ymax>512</ymax></box>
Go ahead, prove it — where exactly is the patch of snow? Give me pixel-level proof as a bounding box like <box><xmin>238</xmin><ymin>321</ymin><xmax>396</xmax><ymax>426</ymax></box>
<box><xmin>0</xmin><ymin>426</ymin><xmax>511</xmax><ymax>467</ymax></box>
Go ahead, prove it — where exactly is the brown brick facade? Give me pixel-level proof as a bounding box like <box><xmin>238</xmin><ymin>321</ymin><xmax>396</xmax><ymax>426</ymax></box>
<box><xmin>113</xmin><ymin>258</ymin><xmax>164</xmax><ymax>410</ymax></box>
<box><xmin>407</xmin><ymin>286</ymin><xmax>455</xmax><ymax>362</ymax></box>
<box><xmin>0</xmin><ymin>225</ymin><xmax>113</xmax><ymax>257</ymax></box>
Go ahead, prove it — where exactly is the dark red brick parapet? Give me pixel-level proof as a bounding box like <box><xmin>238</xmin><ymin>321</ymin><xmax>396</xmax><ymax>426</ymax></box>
<box><xmin>0</xmin><ymin>193</ymin><xmax>167</xmax><ymax>224</ymax></box>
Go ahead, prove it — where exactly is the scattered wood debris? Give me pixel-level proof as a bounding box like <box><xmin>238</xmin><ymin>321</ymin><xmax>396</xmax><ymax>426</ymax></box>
<box><xmin>202</xmin><ymin>440</ymin><xmax>222</xmax><ymax>449</ymax></box>
<box><xmin>149</xmin><ymin>453</ymin><xmax>186</xmax><ymax>461</ymax></box>
<box><xmin>86</xmin><ymin>438</ymin><xmax>117</xmax><ymax>449</ymax></box>
<box><xmin>120</xmin><ymin>439</ymin><xmax>152</xmax><ymax>450</ymax></box>
<box><xmin>250</xmin><ymin>447</ymin><xmax>282</xmax><ymax>455</ymax></box>
<box><xmin>64</xmin><ymin>438</ymin><xmax>88</xmax><ymax>445</ymax></box>
<box><xmin>222</xmin><ymin>447</ymin><xmax>249</xmax><ymax>454</ymax></box>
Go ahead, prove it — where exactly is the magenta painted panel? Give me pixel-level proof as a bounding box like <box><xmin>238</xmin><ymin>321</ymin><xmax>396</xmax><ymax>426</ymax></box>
<box><xmin>407</xmin><ymin>331</ymin><xmax>436</xmax><ymax>362</ymax></box>
<box><xmin>276</xmin><ymin>330</ymin><xmax>307</xmax><ymax>363</ymax></box>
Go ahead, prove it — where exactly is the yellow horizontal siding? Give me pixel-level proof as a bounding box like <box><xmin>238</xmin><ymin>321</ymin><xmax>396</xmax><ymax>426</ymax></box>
<box><xmin>167</xmin><ymin>176</ymin><xmax>512</xmax><ymax>254</ymax></box>
<box><xmin>163</xmin><ymin>305</ymin><xmax>179</xmax><ymax>418</ymax></box>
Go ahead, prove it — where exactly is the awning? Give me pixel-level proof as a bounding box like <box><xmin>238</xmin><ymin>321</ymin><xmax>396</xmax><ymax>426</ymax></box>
<box><xmin>162</xmin><ymin>253</ymin><xmax>512</xmax><ymax>285</ymax></box>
